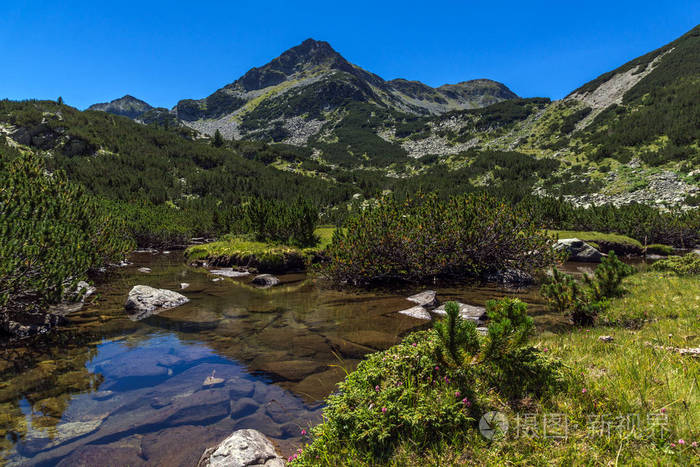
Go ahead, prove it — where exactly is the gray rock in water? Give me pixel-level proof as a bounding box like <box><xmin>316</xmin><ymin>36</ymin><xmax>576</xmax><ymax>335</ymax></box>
<box><xmin>554</xmin><ymin>238</ymin><xmax>604</xmax><ymax>262</ymax></box>
<box><xmin>198</xmin><ymin>429</ymin><xmax>285</xmax><ymax>467</ymax></box>
<box><xmin>432</xmin><ymin>302</ymin><xmax>486</xmax><ymax>322</ymax></box>
<box><xmin>138</xmin><ymin>267</ymin><xmax>152</xmax><ymax>273</ymax></box>
<box><xmin>49</xmin><ymin>280</ymin><xmax>98</xmax><ymax>316</ymax></box>
<box><xmin>124</xmin><ymin>285</ymin><xmax>189</xmax><ymax>320</ymax></box>
<box><xmin>485</xmin><ymin>268</ymin><xmax>534</xmax><ymax>286</ymax></box>
<box><xmin>397</xmin><ymin>305</ymin><xmax>432</xmax><ymax>320</ymax></box>
<box><xmin>251</xmin><ymin>274</ymin><xmax>280</xmax><ymax>288</ymax></box>
<box><xmin>406</xmin><ymin>290</ymin><xmax>438</xmax><ymax>309</ymax></box>
<box><xmin>180</xmin><ymin>282</ymin><xmax>190</xmax><ymax>290</ymax></box>
<box><xmin>72</xmin><ymin>280</ymin><xmax>96</xmax><ymax>300</ymax></box>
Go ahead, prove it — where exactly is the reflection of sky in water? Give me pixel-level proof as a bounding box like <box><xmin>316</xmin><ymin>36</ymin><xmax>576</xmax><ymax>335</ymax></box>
<box><xmin>8</xmin><ymin>332</ymin><xmax>320</xmax><ymax>465</ymax></box>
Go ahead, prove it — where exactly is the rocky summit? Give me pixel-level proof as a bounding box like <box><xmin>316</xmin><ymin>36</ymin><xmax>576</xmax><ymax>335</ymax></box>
<box><xmin>87</xmin><ymin>95</ymin><xmax>154</xmax><ymax>120</ymax></box>
<box><xmin>90</xmin><ymin>38</ymin><xmax>517</xmax><ymax>143</ymax></box>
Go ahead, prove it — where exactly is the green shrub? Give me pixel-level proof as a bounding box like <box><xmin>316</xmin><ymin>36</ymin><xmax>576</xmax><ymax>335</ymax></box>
<box><xmin>541</xmin><ymin>252</ymin><xmax>636</xmax><ymax>325</ymax></box>
<box><xmin>583</xmin><ymin>251</ymin><xmax>636</xmax><ymax>300</ymax></box>
<box><xmin>237</xmin><ymin>198</ymin><xmax>319</xmax><ymax>248</ymax></box>
<box><xmin>650</xmin><ymin>253</ymin><xmax>700</xmax><ymax>275</ymax></box>
<box><xmin>319</xmin><ymin>192</ymin><xmax>556</xmax><ymax>285</ymax></box>
<box><xmin>294</xmin><ymin>298</ymin><xmax>563</xmax><ymax>464</ymax></box>
<box><xmin>434</xmin><ymin>301</ymin><xmax>480</xmax><ymax>366</ymax></box>
<box><xmin>0</xmin><ymin>152</ymin><xmax>132</xmax><ymax>332</ymax></box>
<box><xmin>540</xmin><ymin>268</ymin><xmax>579</xmax><ymax>315</ymax></box>
<box><xmin>644</xmin><ymin>243</ymin><xmax>674</xmax><ymax>255</ymax></box>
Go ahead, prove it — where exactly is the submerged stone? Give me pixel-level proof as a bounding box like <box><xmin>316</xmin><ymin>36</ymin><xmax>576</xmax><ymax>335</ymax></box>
<box><xmin>251</xmin><ymin>274</ymin><xmax>280</xmax><ymax>288</ymax></box>
<box><xmin>56</xmin><ymin>444</ymin><xmax>145</xmax><ymax>467</ymax></box>
<box><xmin>20</xmin><ymin>419</ymin><xmax>103</xmax><ymax>456</ymax></box>
<box><xmin>210</xmin><ymin>268</ymin><xmax>251</xmax><ymax>278</ymax></box>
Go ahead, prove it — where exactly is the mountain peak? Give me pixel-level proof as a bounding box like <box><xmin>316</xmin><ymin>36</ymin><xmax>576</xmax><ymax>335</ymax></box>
<box><xmin>88</xmin><ymin>95</ymin><xmax>153</xmax><ymax>119</ymax></box>
<box><xmin>234</xmin><ymin>38</ymin><xmax>351</xmax><ymax>91</ymax></box>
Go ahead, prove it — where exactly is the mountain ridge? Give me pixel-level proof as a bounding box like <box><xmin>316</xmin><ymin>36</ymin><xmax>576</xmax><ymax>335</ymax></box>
<box><xmin>79</xmin><ymin>26</ymin><xmax>700</xmax><ymax>208</ymax></box>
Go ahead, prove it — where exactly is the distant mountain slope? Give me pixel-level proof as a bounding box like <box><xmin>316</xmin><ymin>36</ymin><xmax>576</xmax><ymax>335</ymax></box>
<box><xmin>373</xmin><ymin>25</ymin><xmax>700</xmax><ymax>206</ymax></box>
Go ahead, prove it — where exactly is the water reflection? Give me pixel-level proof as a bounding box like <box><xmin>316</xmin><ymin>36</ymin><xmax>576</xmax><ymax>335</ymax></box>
<box><xmin>0</xmin><ymin>251</ymin><xmax>600</xmax><ymax>464</ymax></box>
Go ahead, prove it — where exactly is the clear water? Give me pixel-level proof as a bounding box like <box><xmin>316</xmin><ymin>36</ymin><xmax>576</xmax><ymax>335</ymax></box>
<box><xmin>0</xmin><ymin>251</ymin><xmax>603</xmax><ymax>465</ymax></box>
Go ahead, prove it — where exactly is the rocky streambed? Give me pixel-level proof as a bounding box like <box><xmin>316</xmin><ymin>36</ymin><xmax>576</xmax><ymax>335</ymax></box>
<box><xmin>0</xmin><ymin>250</ymin><xmax>626</xmax><ymax>465</ymax></box>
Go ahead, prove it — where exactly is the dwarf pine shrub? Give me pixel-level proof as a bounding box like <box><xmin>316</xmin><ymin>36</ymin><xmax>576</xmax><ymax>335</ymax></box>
<box><xmin>434</xmin><ymin>301</ymin><xmax>480</xmax><ymax>366</ymax></box>
<box><xmin>650</xmin><ymin>253</ymin><xmax>700</xmax><ymax>275</ymax></box>
<box><xmin>541</xmin><ymin>252</ymin><xmax>636</xmax><ymax>325</ymax></box>
<box><xmin>0</xmin><ymin>152</ymin><xmax>132</xmax><ymax>327</ymax></box>
<box><xmin>584</xmin><ymin>251</ymin><xmax>635</xmax><ymax>300</ymax></box>
<box><xmin>319</xmin><ymin>192</ymin><xmax>556</xmax><ymax>285</ymax></box>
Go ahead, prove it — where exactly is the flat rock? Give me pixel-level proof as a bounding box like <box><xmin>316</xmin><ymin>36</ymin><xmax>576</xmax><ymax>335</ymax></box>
<box><xmin>397</xmin><ymin>305</ymin><xmax>432</xmax><ymax>320</ymax></box>
<box><xmin>406</xmin><ymin>290</ymin><xmax>438</xmax><ymax>308</ymax></box>
<box><xmin>142</xmin><ymin>424</ymin><xmax>228</xmax><ymax>467</ymax></box>
<box><xmin>164</xmin><ymin>389</ymin><xmax>231</xmax><ymax>426</ymax></box>
<box><xmin>555</xmin><ymin>238</ymin><xmax>604</xmax><ymax>262</ymax></box>
<box><xmin>227</xmin><ymin>378</ymin><xmax>256</xmax><ymax>400</ymax></box>
<box><xmin>56</xmin><ymin>444</ymin><xmax>145</xmax><ymax>467</ymax></box>
<box><xmin>257</xmin><ymin>360</ymin><xmax>325</xmax><ymax>382</ymax></box>
<box><xmin>432</xmin><ymin>302</ymin><xmax>486</xmax><ymax>322</ymax></box>
<box><xmin>231</xmin><ymin>397</ymin><xmax>259</xmax><ymax>419</ymax></box>
<box><xmin>326</xmin><ymin>336</ymin><xmax>374</xmax><ymax>359</ymax></box>
<box><xmin>211</xmin><ymin>268</ymin><xmax>251</xmax><ymax>278</ymax></box>
<box><xmin>20</xmin><ymin>419</ymin><xmax>103</xmax><ymax>456</ymax></box>
<box><xmin>92</xmin><ymin>390</ymin><xmax>114</xmax><ymax>401</ymax></box>
<box><xmin>232</xmin><ymin>411</ymin><xmax>283</xmax><ymax>439</ymax></box>
<box><xmin>124</xmin><ymin>285</ymin><xmax>189</xmax><ymax>320</ymax></box>
<box><xmin>341</xmin><ymin>330</ymin><xmax>398</xmax><ymax>350</ymax></box>
<box><xmin>251</xmin><ymin>274</ymin><xmax>280</xmax><ymax>288</ymax></box>
<box><xmin>198</xmin><ymin>429</ymin><xmax>285</xmax><ymax>467</ymax></box>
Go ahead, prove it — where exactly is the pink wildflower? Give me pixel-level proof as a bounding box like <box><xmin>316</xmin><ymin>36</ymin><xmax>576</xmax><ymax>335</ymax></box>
<box><xmin>435</xmin><ymin>365</ymin><xmax>440</xmax><ymax>371</ymax></box>
<box><xmin>412</xmin><ymin>342</ymin><xmax>417</xmax><ymax>347</ymax></box>
<box><xmin>661</xmin><ymin>407</ymin><xmax>666</xmax><ymax>413</ymax></box>
<box><xmin>678</xmin><ymin>439</ymin><xmax>685</xmax><ymax>445</ymax></box>
<box><xmin>670</xmin><ymin>443</ymin><xmax>676</xmax><ymax>448</ymax></box>
<box><xmin>691</xmin><ymin>441</ymin><xmax>697</xmax><ymax>447</ymax></box>
<box><xmin>301</xmin><ymin>429</ymin><xmax>307</xmax><ymax>436</ymax></box>
<box><xmin>582</xmin><ymin>388</ymin><xmax>587</xmax><ymax>394</ymax></box>
<box><xmin>455</xmin><ymin>390</ymin><xmax>461</xmax><ymax>397</ymax></box>
<box><xmin>375</xmin><ymin>385</ymin><xmax>380</xmax><ymax>392</ymax></box>
<box><xmin>382</xmin><ymin>407</ymin><xmax>387</xmax><ymax>413</ymax></box>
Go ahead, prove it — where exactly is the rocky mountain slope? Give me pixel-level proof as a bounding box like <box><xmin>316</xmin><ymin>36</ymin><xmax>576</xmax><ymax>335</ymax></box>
<box><xmin>91</xmin><ymin>39</ymin><xmax>517</xmax><ymax>142</ymax></box>
<box><xmin>372</xmin><ymin>25</ymin><xmax>700</xmax><ymax>207</ymax></box>
<box><xmin>75</xmin><ymin>25</ymin><xmax>700</xmax><ymax>208</ymax></box>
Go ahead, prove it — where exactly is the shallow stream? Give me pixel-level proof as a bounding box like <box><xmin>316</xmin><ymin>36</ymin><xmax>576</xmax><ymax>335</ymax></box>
<box><xmin>0</xmin><ymin>252</ymin><xmax>606</xmax><ymax>465</ymax></box>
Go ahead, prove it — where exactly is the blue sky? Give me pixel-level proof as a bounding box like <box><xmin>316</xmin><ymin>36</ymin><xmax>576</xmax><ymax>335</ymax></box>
<box><xmin>1</xmin><ymin>1</ymin><xmax>698</xmax><ymax>109</ymax></box>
